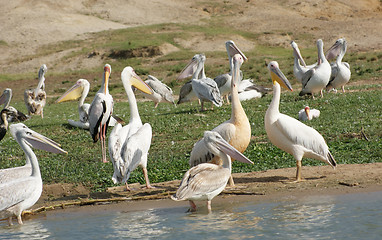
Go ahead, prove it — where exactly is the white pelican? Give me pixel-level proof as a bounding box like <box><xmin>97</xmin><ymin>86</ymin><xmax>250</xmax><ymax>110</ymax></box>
<box><xmin>56</xmin><ymin>79</ymin><xmax>123</xmax><ymax>129</ymax></box>
<box><xmin>326</xmin><ymin>38</ymin><xmax>351</xmax><ymax>93</ymax></box>
<box><xmin>171</xmin><ymin>131</ymin><xmax>253</xmax><ymax>213</ymax></box>
<box><xmin>298</xmin><ymin>106</ymin><xmax>320</xmax><ymax>121</ymax></box>
<box><xmin>299</xmin><ymin>39</ymin><xmax>331</xmax><ymax>98</ymax></box>
<box><xmin>0</xmin><ymin>88</ymin><xmax>29</xmax><ymax>123</ymax></box>
<box><xmin>140</xmin><ymin>75</ymin><xmax>175</xmax><ymax>108</ymax></box>
<box><xmin>189</xmin><ymin>41</ymin><xmax>250</xmax><ymax>186</ymax></box>
<box><xmin>265</xmin><ymin>61</ymin><xmax>336</xmax><ymax>182</ymax></box>
<box><xmin>0</xmin><ymin>123</ymin><xmax>67</xmax><ymax>225</ymax></box>
<box><xmin>290</xmin><ymin>41</ymin><xmax>311</xmax><ymax>83</ymax></box>
<box><xmin>88</xmin><ymin>64</ymin><xmax>114</xmax><ymax>163</ymax></box>
<box><xmin>236</xmin><ymin>79</ymin><xmax>271</xmax><ymax>101</ymax></box>
<box><xmin>178</xmin><ymin>53</ymin><xmax>223</xmax><ymax>111</ymax></box>
<box><xmin>24</xmin><ymin>64</ymin><xmax>47</xmax><ymax>118</ymax></box>
<box><xmin>108</xmin><ymin>66</ymin><xmax>154</xmax><ymax>191</ymax></box>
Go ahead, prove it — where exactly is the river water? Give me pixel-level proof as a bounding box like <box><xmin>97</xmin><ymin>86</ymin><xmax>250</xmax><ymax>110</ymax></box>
<box><xmin>1</xmin><ymin>191</ymin><xmax>381</xmax><ymax>239</ymax></box>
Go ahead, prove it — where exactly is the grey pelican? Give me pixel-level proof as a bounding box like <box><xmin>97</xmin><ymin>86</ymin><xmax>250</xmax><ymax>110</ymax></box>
<box><xmin>326</xmin><ymin>38</ymin><xmax>351</xmax><ymax>93</ymax></box>
<box><xmin>171</xmin><ymin>131</ymin><xmax>253</xmax><ymax>212</ymax></box>
<box><xmin>108</xmin><ymin>66</ymin><xmax>154</xmax><ymax>191</ymax></box>
<box><xmin>56</xmin><ymin>79</ymin><xmax>123</xmax><ymax>129</ymax></box>
<box><xmin>189</xmin><ymin>41</ymin><xmax>249</xmax><ymax>186</ymax></box>
<box><xmin>0</xmin><ymin>88</ymin><xmax>28</xmax><ymax>123</ymax></box>
<box><xmin>0</xmin><ymin>123</ymin><xmax>67</xmax><ymax>225</ymax></box>
<box><xmin>88</xmin><ymin>64</ymin><xmax>113</xmax><ymax>163</ymax></box>
<box><xmin>177</xmin><ymin>53</ymin><xmax>223</xmax><ymax>111</ymax></box>
<box><xmin>265</xmin><ymin>61</ymin><xmax>336</xmax><ymax>182</ymax></box>
<box><xmin>140</xmin><ymin>75</ymin><xmax>175</xmax><ymax>108</ymax></box>
<box><xmin>298</xmin><ymin>106</ymin><xmax>320</xmax><ymax>121</ymax></box>
<box><xmin>24</xmin><ymin>64</ymin><xmax>47</xmax><ymax>118</ymax></box>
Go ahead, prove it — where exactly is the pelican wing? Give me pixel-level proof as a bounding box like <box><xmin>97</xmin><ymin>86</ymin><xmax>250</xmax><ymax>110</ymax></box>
<box><xmin>192</xmin><ymin>78</ymin><xmax>222</xmax><ymax>106</ymax></box>
<box><xmin>146</xmin><ymin>78</ymin><xmax>174</xmax><ymax>102</ymax></box>
<box><xmin>88</xmin><ymin>93</ymin><xmax>113</xmax><ymax>142</ymax></box>
<box><xmin>214</xmin><ymin>73</ymin><xmax>230</xmax><ymax>88</ymax></box>
<box><xmin>178</xmin><ymin>81</ymin><xmax>194</xmax><ymax>104</ymax></box>
<box><xmin>301</xmin><ymin>68</ymin><xmax>315</xmax><ymax>89</ymax></box>
<box><xmin>0</xmin><ymin>166</ymin><xmax>31</xmax><ymax>185</ymax></box>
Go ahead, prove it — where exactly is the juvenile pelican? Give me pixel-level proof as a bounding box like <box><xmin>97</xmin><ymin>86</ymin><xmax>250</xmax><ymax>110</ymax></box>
<box><xmin>298</xmin><ymin>106</ymin><xmax>320</xmax><ymax>121</ymax></box>
<box><xmin>88</xmin><ymin>64</ymin><xmax>113</xmax><ymax>163</ymax></box>
<box><xmin>299</xmin><ymin>39</ymin><xmax>331</xmax><ymax>98</ymax></box>
<box><xmin>0</xmin><ymin>123</ymin><xmax>67</xmax><ymax>225</ymax></box>
<box><xmin>0</xmin><ymin>88</ymin><xmax>28</xmax><ymax>123</ymax></box>
<box><xmin>190</xmin><ymin>41</ymin><xmax>250</xmax><ymax>186</ymax></box>
<box><xmin>171</xmin><ymin>131</ymin><xmax>253</xmax><ymax>213</ymax></box>
<box><xmin>178</xmin><ymin>53</ymin><xmax>223</xmax><ymax>111</ymax></box>
<box><xmin>24</xmin><ymin>64</ymin><xmax>47</xmax><ymax>118</ymax></box>
<box><xmin>108</xmin><ymin>66</ymin><xmax>154</xmax><ymax>191</ymax></box>
<box><xmin>326</xmin><ymin>38</ymin><xmax>351</xmax><ymax>93</ymax></box>
<box><xmin>140</xmin><ymin>75</ymin><xmax>175</xmax><ymax>108</ymax></box>
<box><xmin>265</xmin><ymin>61</ymin><xmax>336</xmax><ymax>182</ymax></box>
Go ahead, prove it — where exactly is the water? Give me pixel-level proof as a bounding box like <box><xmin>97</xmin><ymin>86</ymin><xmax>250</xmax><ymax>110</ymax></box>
<box><xmin>1</xmin><ymin>191</ymin><xmax>381</xmax><ymax>239</ymax></box>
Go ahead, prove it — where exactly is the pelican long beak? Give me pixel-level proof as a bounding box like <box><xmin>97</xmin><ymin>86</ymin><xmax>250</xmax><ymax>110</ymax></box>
<box><xmin>305</xmin><ymin>107</ymin><xmax>311</xmax><ymax>119</ymax></box>
<box><xmin>290</xmin><ymin>41</ymin><xmax>307</xmax><ymax>67</ymax></box>
<box><xmin>0</xmin><ymin>92</ymin><xmax>6</xmax><ymax>105</ymax></box>
<box><xmin>131</xmin><ymin>72</ymin><xmax>153</xmax><ymax>94</ymax></box>
<box><xmin>177</xmin><ymin>57</ymin><xmax>198</xmax><ymax>80</ymax></box>
<box><xmin>269</xmin><ymin>62</ymin><xmax>293</xmax><ymax>91</ymax></box>
<box><xmin>325</xmin><ymin>39</ymin><xmax>343</xmax><ymax>61</ymax></box>
<box><xmin>214</xmin><ymin>135</ymin><xmax>253</xmax><ymax>165</ymax></box>
<box><xmin>56</xmin><ymin>83</ymin><xmax>83</xmax><ymax>103</ymax></box>
<box><xmin>226</xmin><ymin>40</ymin><xmax>248</xmax><ymax>61</ymax></box>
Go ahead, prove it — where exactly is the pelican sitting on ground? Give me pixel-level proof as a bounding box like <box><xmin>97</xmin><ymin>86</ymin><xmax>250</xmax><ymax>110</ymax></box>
<box><xmin>190</xmin><ymin>41</ymin><xmax>250</xmax><ymax>186</ymax></box>
<box><xmin>108</xmin><ymin>66</ymin><xmax>154</xmax><ymax>191</ymax></box>
<box><xmin>326</xmin><ymin>38</ymin><xmax>351</xmax><ymax>93</ymax></box>
<box><xmin>298</xmin><ymin>106</ymin><xmax>320</xmax><ymax>121</ymax></box>
<box><xmin>0</xmin><ymin>88</ymin><xmax>28</xmax><ymax>123</ymax></box>
<box><xmin>265</xmin><ymin>61</ymin><xmax>336</xmax><ymax>182</ymax></box>
<box><xmin>171</xmin><ymin>131</ymin><xmax>253</xmax><ymax>213</ymax></box>
<box><xmin>299</xmin><ymin>39</ymin><xmax>331</xmax><ymax>98</ymax></box>
<box><xmin>0</xmin><ymin>123</ymin><xmax>67</xmax><ymax>225</ymax></box>
<box><xmin>236</xmin><ymin>79</ymin><xmax>271</xmax><ymax>101</ymax></box>
<box><xmin>140</xmin><ymin>75</ymin><xmax>175</xmax><ymax>108</ymax></box>
<box><xmin>24</xmin><ymin>64</ymin><xmax>47</xmax><ymax>118</ymax></box>
<box><xmin>56</xmin><ymin>79</ymin><xmax>123</xmax><ymax>129</ymax></box>
<box><xmin>178</xmin><ymin>53</ymin><xmax>223</xmax><ymax>111</ymax></box>
<box><xmin>88</xmin><ymin>64</ymin><xmax>113</xmax><ymax>163</ymax></box>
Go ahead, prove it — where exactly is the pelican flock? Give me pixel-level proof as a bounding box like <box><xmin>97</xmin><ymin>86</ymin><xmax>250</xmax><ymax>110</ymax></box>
<box><xmin>24</xmin><ymin>64</ymin><xmax>47</xmax><ymax>118</ymax></box>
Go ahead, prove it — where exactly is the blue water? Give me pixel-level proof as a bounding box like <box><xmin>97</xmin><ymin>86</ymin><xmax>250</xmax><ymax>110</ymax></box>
<box><xmin>1</xmin><ymin>191</ymin><xmax>381</xmax><ymax>239</ymax></box>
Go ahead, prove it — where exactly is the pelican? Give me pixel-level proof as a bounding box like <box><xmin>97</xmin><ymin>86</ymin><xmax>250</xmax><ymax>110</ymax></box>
<box><xmin>177</xmin><ymin>80</ymin><xmax>199</xmax><ymax>105</ymax></box>
<box><xmin>88</xmin><ymin>64</ymin><xmax>113</xmax><ymax>163</ymax></box>
<box><xmin>213</xmin><ymin>70</ymin><xmax>243</xmax><ymax>104</ymax></box>
<box><xmin>108</xmin><ymin>66</ymin><xmax>154</xmax><ymax>191</ymax></box>
<box><xmin>0</xmin><ymin>109</ymin><xmax>10</xmax><ymax>141</ymax></box>
<box><xmin>56</xmin><ymin>79</ymin><xmax>123</xmax><ymax>129</ymax></box>
<box><xmin>140</xmin><ymin>75</ymin><xmax>175</xmax><ymax>108</ymax></box>
<box><xmin>298</xmin><ymin>106</ymin><xmax>320</xmax><ymax>121</ymax></box>
<box><xmin>299</xmin><ymin>39</ymin><xmax>331</xmax><ymax>98</ymax></box>
<box><xmin>171</xmin><ymin>131</ymin><xmax>253</xmax><ymax>213</ymax></box>
<box><xmin>24</xmin><ymin>64</ymin><xmax>47</xmax><ymax>118</ymax></box>
<box><xmin>0</xmin><ymin>123</ymin><xmax>67</xmax><ymax>225</ymax></box>
<box><xmin>189</xmin><ymin>41</ymin><xmax>250</xmax><ymax>186</ymax></box>
<box><xmin>265</xmin><ymin>61</ymin><xmax>336</xmax><ymax>182</ymax></box>
<box><xmin>0</xmin><ymin>88</ymin><xmax>28</xmax><ymax>123</ymax></box>
<box><xmin>326</xmin><ymin>38</ymin><xmax>351</xmax><ymax>93</ymax></box>
<box><xmin>291</xmin><ymin>41</ymin><xmax>311</xmax><ymax>83</ymax></box>
<box><xmin>236</xmin><ymin>79</ymin><xmax>271</xmax><ymax>101</ymax></box>
<box><xmin>178</xmin><ymin>53</ymin><xmax>223</xmax><ymax>111</ymax></box>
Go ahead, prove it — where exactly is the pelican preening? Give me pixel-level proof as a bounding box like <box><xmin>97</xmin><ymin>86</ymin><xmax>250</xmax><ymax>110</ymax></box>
<box><xmin>88</xmin><ymin>64</ymin><xmax>114</xmax><ymax>163</ymax></box>
<box><xmin>265</xmin><ymin>61</ymin><xmax>336</xmax><ymax>182</ymax></box>
<box><xmin>0</xmin><ymin>123</ymin><xmax>67</xmax><ymax>225</ymax></box>
<box><xmin>108</xmin><ymin>66</ymin><xmax>154</xmax><ymax>191</ymax></box>
<box><xmin>298</xmin><ymin>106</ymin><xmax>320</xmax><ymax>121</ymax></box>
<box><xmin>171</xmin><ymin>131</ymin><xmax>253</xmax><ymax>212</ymax></box>
<box><xmin>24</xmin><ymin>64</ymin><xmax>47</xmax><ymax>118</ymax></box>
<box><xmin>178</xmin><ymin>53</ymin><xmax>223</xmax><ymax>111</ymax></box>
<box><xmin>0</xmin><ymin>88</ymin><xmax>29</xmax><ymax>123</ymax></box>
<box><xmin>140</xmin><ymin>75</ymin><xmax>176</xmax><ymax>108</ymax></box>
<box><xmin>190</xmin><ymin>41</ymin><xmax>250</xmax><ymax>186</ymax></box>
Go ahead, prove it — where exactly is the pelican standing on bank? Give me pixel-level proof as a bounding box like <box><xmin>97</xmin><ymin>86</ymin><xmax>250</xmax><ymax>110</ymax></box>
<box><xmin>326</xmin><ymin>38</ymin><xmax>351</xmax><ymax>93</ymax></box>
<box><xmin>265</xmin><ymin>61</ymin><xmax>336</xmax><ymax>182</ymax></box>
<box><xmin>171</xmin><ymin>131</ymin><xmax>253</xmax><ymax>212</ymax></box>
<box><xmin>298</xmin><ymin>106</ymin><xmax>320</xmax><ymax>121</ymax></box>
<box><xmin>24</xmin><ymin>64</ymin><xmax>47</xmax><ymax>118</ymax></box>
<box><xmin>0</xmin><ymin>123</ymin><xmax>67</xmax><ymax>225</ymax></box>
<box><xmin>88</xmin><ymin>64</ymin><xmax>113</xmax><ymax>163</ymax></box>
<box><xmin>190</xmin><ymin>41</ymin><xmax>250</xmax><ymax>186</ymax></box>
<box><xmin>141</xmin><ymin>75</ymin><xmax>175</xmax><ymax>108</ymax></box>
<box><xmin>108</xmin><ymin>66</ymin><xmax>154</xmax><ymax>191</ymax></box>
<box><xmin>0</xmin><ymin>88</ymin><xmax>28</xmax><ymax>122</ymax></box>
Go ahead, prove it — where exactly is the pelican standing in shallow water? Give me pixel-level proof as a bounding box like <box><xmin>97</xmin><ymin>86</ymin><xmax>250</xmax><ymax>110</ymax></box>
<box><xmin>88</xmin><ymin>64</ymin><xmax>113</xmax><ymax>163</ymax></box>
<box><xmin>190</xmin><ymin>41</ymin><xmax>250</xmax><ymax>186</ymax></box>
<box><xmin>0</xmin><ymin>123</ymin><xmax>67</xmax><ymax>225</ymax></box>
<box><xmin>0</xmin><ymin>88</ymin><xmax>28</xmax><ymax>123</ymax></box>
<box><xmin>140</xmin><ymin>75</ymin><xmax>175</xmax><ymax>108</ymax></box>
<box><xmin>298</xmin><ymin>106</ymin><xmax>320</xmax><ymax>121</ymax></box>
<box><xmin>24</xmin><ymin>64</ymin><xmax>47</xmax><ymax>118</ymax></box>
<box><xmin>108</xmin><ymin>66</ymin><xmax>154</xmax><ymax>191</ymax></box>
<box><xmin>171</xmin><ymin>131</ymin><xmax>253</xmax><ymax>213</ymax></box>
<box><xmin>265</xmin><ymin>61</ymin><xmax>336</xmax><ymax>182</ymax></box>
